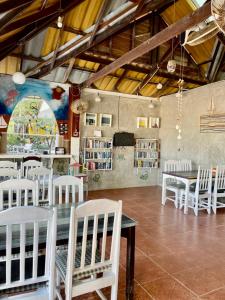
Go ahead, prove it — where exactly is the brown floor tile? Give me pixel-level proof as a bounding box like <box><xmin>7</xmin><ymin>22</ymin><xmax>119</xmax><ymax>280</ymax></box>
<box><xmin>174</xmin><ymin>264</ymin><xmax>225</xmax><ymax>296</ymax></box>
<box><xmin>118</xmin><ymin>285</ymin><xmax>153</xmax><ymax>300</ymax></box>
<box><xmin>143</xmin><ymin>276</ymin><xmax>198</xmax><ymax>300</ymax></box>
<box><xmin>200</xmin><ymin>287</ymin><xmax>225</xmax><ymax>299</ymax></box>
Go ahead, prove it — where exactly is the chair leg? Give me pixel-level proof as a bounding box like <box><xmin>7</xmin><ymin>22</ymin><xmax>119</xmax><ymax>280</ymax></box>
<box><xmin>111</xmin><ymin>283</ymin><xmax>118</xmax><ymax>300</ymax></box>
<box><xmin>194</xmin><ymin>197</ymin><xmax>198</xmax><ymax>216</ymax></box>
<box><xmin>96</xmin><ymin>289</ymin><xmax>107</xmax><ymax>300</ymax></box>
<box><xmin>212</xmin><ymin>195</ymin><xmax>217</xmax><ymax>214</ymax></box>
<box><xmin>174</xmin><ymin>191</ymin><xmax>179</xmax><ymax>208</ymax></box>
<box><xmin>207</xmin><ymin>196</ymin><xmax>211</xmax><ymax>214</ymax></box>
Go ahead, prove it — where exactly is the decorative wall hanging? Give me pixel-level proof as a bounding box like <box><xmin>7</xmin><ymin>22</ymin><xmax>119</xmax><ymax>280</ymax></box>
<box><xmin>99</xmin><ymin>113</ymin><xmax>112</xmax><ymax>127</ymax></box>
<box><xmin>137</xmin><ymin>117</ymin><xmax>148</xmax><ymax>128</ymax></box>
<box><xmin>84</xmin><ymin>113</ymin><xmax>97</xmax><ymax>126</ymax></box>
<box><xmin>200</xmin><ymin>113</ymin><xmax>225</xmax><ymax>133</ymax></box>
<box><xmin>212</xmin><ymin>0</ymin><xmax>225</xmax><ymax>34</ymax></box>
<box><xmin>0</xmin><ymin>75</ymin><xmax>69</xmax><ymax>120</ymax></box>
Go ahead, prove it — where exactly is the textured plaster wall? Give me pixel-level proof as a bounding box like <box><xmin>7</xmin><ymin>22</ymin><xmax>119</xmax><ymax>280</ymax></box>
<box><xmin>80</xmin><ymin>92</ymin><xmax>160</xmax><ymax>190</ymax></box>
<box><xmin>159</xmin><ymin>79</ymin><xmax>225</xmax><ymax>183</ymax></box>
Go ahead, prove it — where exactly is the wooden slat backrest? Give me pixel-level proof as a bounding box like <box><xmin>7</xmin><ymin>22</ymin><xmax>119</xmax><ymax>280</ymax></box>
<box><xmin>66</xmin><ymin>199</ymin><xmax>122</xmax><ymax>287</ymax></box>
<box><xmin>0</xmin><ymin>206</ymin><xmax>56</xmax><ymax>293</ymax></box>
<box><xmin>179</xmin><ymin>160</ymin><xmax>192</xmax><ymax>171</ymax></box>
<box><xmin>53</xmin><ymin>175</ymin><xmax>83</xmax><ymax>205</ymax></box>
<box><xmin>196</xmin><ymin>166</ymin><xmax>212</xmax><ymax>193</ymax></box>
<box><xmin>0</xmin><ymin>161</ymin><xmax>17</xmax><ymax>169</ymax></box>
<box><xmin>0</xmin><ymin>179</ymin><xmax>37</xmax><ymax>210</ymax></box>
<box><xmin>27</xmin><ymin>167</ymin><xmax>53</xmax><ymax>206</ymax></box>
<box><xmin>214</xmin><ymin>166</ymin><xmax>225</xmax><ymax>190</ymax></box>
<box><xmin>0</xmin><ymin>168</ymin><xmax>20</xmax><ymax>181</ymax></box>
<box><xmin>21</xmin><ymin>160</ymin><xmax>43</xmax><ymax>178</ymax></box>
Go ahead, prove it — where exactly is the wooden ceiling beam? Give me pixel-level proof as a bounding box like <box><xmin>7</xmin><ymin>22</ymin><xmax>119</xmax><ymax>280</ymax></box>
<box><xmin>0</xmin><ymin>1</ymin><xmax>33</xmax><ymax>34</ymax></box>
<box><xmin>0</xmin><ymin>0</ymin><xmax>33</xmax><ymax>14</ymax></box>
<box><xmin>0</xmin><ymin>0</ymin><xmax>85</xmax><ymax>36</ymax></box>
<box><xmin>84</xmin><ymin>2</ymin><xmax>211</xmax><ymax>87</ymax></box>
<box><xmin>88</xmin><ymin>0</ymin><xmax>111</xmax><ymax>47</ymax></box>
<box><xmin>0</xmin><ymin>0</ymin><xmax>86</xmax><ymax>62</ymax></box>
<box><xmin>50</xmin><ymin>24</ymin><xmax>86</xmax><ymax>36</ymax></box>
<box><xmin>30</xmin><ymin>0</ymin><xmax>176</xmax><ymax>78</ymax></box>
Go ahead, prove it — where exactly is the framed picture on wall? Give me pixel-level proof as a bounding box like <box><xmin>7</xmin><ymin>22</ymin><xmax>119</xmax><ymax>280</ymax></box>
<box><xmin>99</xmin><ymin>113</ymin><xmax>112</xmax><ymax>127</ymax></box>
<box><xmin>137</xmin><ymin>117</ymin><xmax>148</xmax><ymax>128</ymax></box>
<box><xmin>84</xmin><ymin>113</ymin><xmax>97</xmax><ymax>126</ymax></box>
<box><xmin>149</xmin><ymin>117</ymin><xmax>160</xmax><ymax>128</ymax></box>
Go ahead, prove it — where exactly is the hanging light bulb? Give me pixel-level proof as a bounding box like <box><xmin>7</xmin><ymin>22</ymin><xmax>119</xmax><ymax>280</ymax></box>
<box><xmin>177</xmin><ymin>133</ymin><xmax>182</xmax><ymax>140</ymax></box>
<box><xmin>167</xmin><ymin>59</ymin><xmax>176</xmax><ymax>73</ymax></box>
<box><xmin>95</xmin><ymin>93</ymin><xmax>101</xmax><ymax>102</ymax></box>
<box><xmin>157</xmin><ymin>83</ymin><xmax>163</xmax><ymax>90</ymax></box>
<box><xmin>12</xmin><ymin>72</ymin><xmax>26</xmax><ymax>84</ymax></box>
<box><xmin>175</xmin><ymin>124</ymin><xmax>179</xmax><ymax>130</ymax></box>
<box><xmin>57</xmin><ymin>16</ymin><xmax>63</xmax><ymax>28</ymax></box>
<box><xmin>148</xmin><ymin>100</ymin><xmax>155</xmax><ymax>109</ymax></box>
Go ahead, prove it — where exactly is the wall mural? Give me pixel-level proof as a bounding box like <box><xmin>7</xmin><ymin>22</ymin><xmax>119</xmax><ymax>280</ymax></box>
<box><xmin>0</xmin><ymin>75</ymin><xmax>69</xmax><ymax>120</ymax></box>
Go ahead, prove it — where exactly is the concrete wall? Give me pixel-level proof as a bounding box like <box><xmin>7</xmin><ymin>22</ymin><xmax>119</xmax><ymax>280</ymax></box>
<box><xmin>159</xmin><ymin>79</ymin><xmax>225</xmax><ymax>183</ymax></box>
<box><xmin>80</xmin><ymin>91</ymin><xmax>160</xmax><ymax>190</ymax></box>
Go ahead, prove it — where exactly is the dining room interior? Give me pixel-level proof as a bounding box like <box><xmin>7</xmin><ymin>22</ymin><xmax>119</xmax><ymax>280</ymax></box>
<box><xmin>0</xmin><ymin>0</ymin><xmax>225</xmax><ymax>299</ymax></box>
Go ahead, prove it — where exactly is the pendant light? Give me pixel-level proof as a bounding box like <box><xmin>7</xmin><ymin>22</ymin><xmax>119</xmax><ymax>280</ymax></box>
<box><xmin>95</xmin><ymin>93</ymin><xmax>101</xmax><ymax>102</ymax></box>
<box><xmin>12</xmin><ymin>72</ymin><xmax>26</xmax><ymax>84</ymax></box>
<box><xmin>149</xmin><ymin>100</ymin><xmax>155</xmax><ymax>109</ymax></box>
<box><xmin>167</xmin><ymin>0</ymin><xmax>176</xmax><ymax>74</ymax></box>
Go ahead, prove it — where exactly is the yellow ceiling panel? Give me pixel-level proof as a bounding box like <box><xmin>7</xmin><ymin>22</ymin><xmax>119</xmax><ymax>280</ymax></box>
<box><xmin>117</xmin><ymin>79</ymin><xmax>140</xmax><ymax>94</ymax></box>
<box><xmin>75</xmin><ymin>59</ymin><xmax>100</xmax><ymax>71</ymax></box>
<box><xmin>65</xmin><ymin>0</ymin><xmax>103</xmax><ymax>31</ymax></box>
<box><xmin>140</xmin><ymin>84</ymin><xmax>157</xmax><ymax>97</ymax></box>
<box><xmin>41</xmin><ymin>28</ymin><xmax>60</xmax><ymax>56</ymax></box>
<box><xmin>60</xmin><ymin>32</ymin><xmax>76</xmax><ymax>46</ymax></box>
<box><xmin>95</xmin><ymin>76</ymin><xmax>116</xmax><ymax>90</ymax></box>
<box><xmin>0</xmin><ymin>56</ymin><xmax>20</xmax><ymax>74</ymax></box>
<box><xmin>126</xmin><ymin>70</ymin><xmax>146</xmax><ymax>79</ymax></box>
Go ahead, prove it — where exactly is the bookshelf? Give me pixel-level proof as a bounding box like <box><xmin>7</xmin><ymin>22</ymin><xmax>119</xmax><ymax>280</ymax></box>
<box><xmin>83</xmin><ymin>137</ymin><xmax>113</xmax><ymax>171</ymax></box>
<box><xmin>134</xmin><ymin>138</ymin><xmax>160</xmax><ymax>168</ymax></box>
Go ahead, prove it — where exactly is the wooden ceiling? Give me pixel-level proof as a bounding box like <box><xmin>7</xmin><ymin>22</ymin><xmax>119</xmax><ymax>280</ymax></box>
<box><xmin>0</xmin><ymin>0</ymin><xmax>224</xmax><ymax>97</ymax></box>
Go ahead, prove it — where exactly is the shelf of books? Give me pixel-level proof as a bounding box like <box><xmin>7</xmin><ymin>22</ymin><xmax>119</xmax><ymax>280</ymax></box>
<box><xmin>83</xmin><ymin>137</ymin><xmax>113</xmax><ymax>171</ymax></box>
<box><xmin>134</xmin><ymin>138</ymin><xmax>160</xmax><ymax>168</ymax></box>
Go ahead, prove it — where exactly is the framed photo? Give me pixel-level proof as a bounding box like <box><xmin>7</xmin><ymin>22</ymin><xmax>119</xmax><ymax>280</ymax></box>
<box><xmin>99</xmin><ymin>113</ymin><xmax>112</xmax><ymax>127</ymax></box>
<box><xmin>84</xmin><ymin>113</ymin><xmax>97</xmax><ymax>126</ymax></box>
<box><xmin>137</xmin><ymin>117</ymin><xmax>148</xmax><ymax>129</ymax></box>
<box><xmin>149</xmin><ymin>117</ymin><xmax>160</xmax><ymax>128</ymax></box>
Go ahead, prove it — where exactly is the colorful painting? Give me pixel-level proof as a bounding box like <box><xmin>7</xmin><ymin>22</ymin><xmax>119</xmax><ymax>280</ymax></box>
<box><xmin>200</xmin><ymin>114</ymin><xmax>225</xmax><ymax>133</ymax></box>
<box><xmin>0</xmin><ymin>75</ymin><xmax>69</xmax><ymax>120</ymax></box>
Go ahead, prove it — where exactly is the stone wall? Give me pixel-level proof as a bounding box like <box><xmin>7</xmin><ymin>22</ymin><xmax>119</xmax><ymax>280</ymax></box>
<box><xmin>159</xmin><ymin>79</ymin><xmax>225</xmax><ymax>183</ymax></box>
<box><xmin>80</xmin><ymin>92</ymin><xmax>160</xmax><ymax>190</ymax></box>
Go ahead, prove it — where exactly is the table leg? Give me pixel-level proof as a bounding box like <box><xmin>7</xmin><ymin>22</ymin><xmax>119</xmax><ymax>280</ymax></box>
<box><xmin>162</xmin><ymin>175</ymin><xmax>167</xmax><ymax>205</ymax></box>
<box><xmin>184</xmin><ymin>180</ymin><xmax>190</xmax><ymax>214</ymax></box>
<box><xmin>125</xmin><ymin>226</ymin><xmax>135</xmax><ymax>300</ymax></box>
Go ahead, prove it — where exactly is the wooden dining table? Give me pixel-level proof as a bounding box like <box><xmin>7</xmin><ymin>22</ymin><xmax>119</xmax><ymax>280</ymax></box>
<box><xmin>0</xmin><ymin>204</ymin><xmax>137</xmax><ymax>300</ymax></box>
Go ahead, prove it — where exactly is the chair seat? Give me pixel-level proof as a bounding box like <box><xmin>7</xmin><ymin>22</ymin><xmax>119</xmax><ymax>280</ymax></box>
<box><xmin>56</xmin><ymin>245</ymin><xmax>112</xmax><ymax>282</ymax></box>
<box><xmin>167</xmin><ymin>182</ymin><xmax>185</xmax><ymax>189</ymax></box>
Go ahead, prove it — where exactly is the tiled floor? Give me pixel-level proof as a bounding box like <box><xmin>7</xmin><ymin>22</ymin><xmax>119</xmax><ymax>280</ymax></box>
<box><xmin>74</xmin><ymin>186</ymin><xmax>225</xmax><ymax>299</ymax></box>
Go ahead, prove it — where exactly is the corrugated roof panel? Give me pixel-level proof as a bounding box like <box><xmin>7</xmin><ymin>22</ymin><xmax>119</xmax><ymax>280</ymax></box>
<box><xmin>69</xmin><ymin>69</ymin><xmax>91</xmax><ymax>84</ymax></box>
<box><xmin>117</xmin><ymin>79</ymin><xmax>140</xmax><ymax>94</ymax></box>
<box><xmin>0</xmin><ymin>56</ymin><xmax>20</xmax><ymax>74</ymax></box>
<box><xmin>24</xmin><ymin>29</ymin><xmax>47</xmax><ymax>58</ymax></box>
<box><xmin>94</xmin><ymin>76</ymin><xmax>117</xmax><ymax>90</ymax></box>
<box><xmin>140</xmin><ymin>84</ymin><xmax>157</xmax><ymax>97</ymax></box>
<box><xmin>41</xmin><ymin>28</ymin><xmax>60</xmax><ymax>56</ymax></box>
<box><xmin>75</xmin><ymin>58</ymin><xmax>100</xmax><ymax>71</ymax></box>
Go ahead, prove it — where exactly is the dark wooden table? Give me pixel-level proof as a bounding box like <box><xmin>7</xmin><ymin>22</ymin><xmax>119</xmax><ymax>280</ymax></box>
<box><xmin>0</xmin><ymin>204</ymin><xmax>137</xmax><ymax>300</ymax></box>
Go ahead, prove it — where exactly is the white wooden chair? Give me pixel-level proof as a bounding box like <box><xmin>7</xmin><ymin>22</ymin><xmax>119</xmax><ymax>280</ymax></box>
<box><xmin>27</xmin><ymin>167</ymin><xmax>53</xmax><ymax>206</ymax></box>
<box><xmin>180</xmin><ymin>166</ymin><xmax>212</xmax><ymax>216</ymax></box>
<box><xmin>0</xmin><ymin>206</ymin><xmax>56</xmax><ymax>299</ymax></box>
<box><xmin>164</xmin><ymin>160</ymin><xmax>181</xmax><ymax>208</ymax></box>
<box><xmin>212</xmin><ymin>166</ymin><xmax>225</xmax><ymax>214</ymax></box>
<box><xmin>0</xmin><ymin>179</ymin><xmax>37</xmax><ymax>210</ymax></box>
<box><xmin>0</xmin><ymin>161</ymin><xmax>17</xmax><ymax>169</ymax></box>
<box><xmin>179</xmin><ymin>159</ymin><xmax>192</xmax><ymax>171</ymax></box>
<box><xmin>0</xmin><ymin>168</ymin><xmax>20</xmax><ymax>181</ymax></box>
<box><xmin>52</xmin><ymin>175</ymin><xmax>83</xmax><ymax>205</ymax></box>
<box><xmin>55</xmin><ymin>199</ymin><xmax>122</xmax><ymax>300</ymax></box>
<box><xmin>21</xmin><ymin>160</ymin><xmax>43</xmax><ymax>178</ymax></box>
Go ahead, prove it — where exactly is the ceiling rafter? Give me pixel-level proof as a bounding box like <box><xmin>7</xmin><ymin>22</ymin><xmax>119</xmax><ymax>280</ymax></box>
<box><xmin>50</xmin><ymin>24</ymin><xmax>86</xmax><ymax>36</ymax></box>
<box><xmin>84</xmin><ymin>2</ymin><xmax>211</xmax><ymax>87</ymax></box>
<box><xmin>0</xmin><ymin>1</ymin><xmax>33</xmax><ymax>34</ymax></box>
<box><xmin>63</xmin><ymin>58</ymin><xmax>76</xmax><ymax>83</ymax></box>
<box><xmin>88</xmin><ymin>0</ymin><xmax>111</xmax><ymax>47</ymax></box>
<box><xmin>0</xmin><ymin>0</ymin><xmax>33</xmax><ymax>14</ymax></box>
<box><xmin>29</xmin><ymin>0</ymin><xmax>176</xmax><ymax>79</ymax></box>
<box><xmin>0</xmin><ymin>0</ymin><xmax>86</xmax><ymax>62</ymax></box>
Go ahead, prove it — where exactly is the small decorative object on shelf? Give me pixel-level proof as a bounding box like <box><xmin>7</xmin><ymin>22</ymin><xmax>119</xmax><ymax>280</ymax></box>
<box><xmin>134</xmin><ymin>138</ymin><xmax>160</xmax><ymax>168</ymax></box>
<box><xmin>83</xmin><ymin>137</ymin><xmax>113</xmax><ymax>171</ymax></box>
<box><xmin>58</xmin><ymin>122</ymin><xmax>68</xmax><ymax>135</ymax></box>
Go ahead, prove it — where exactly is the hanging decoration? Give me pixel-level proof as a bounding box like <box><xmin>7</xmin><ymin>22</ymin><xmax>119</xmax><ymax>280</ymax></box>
<box><xmin>167</xmin><ymin>0</ymin><xmax>177</xmax><ymax>74</ymax></box>
<box><xmin>12</xmin><ymin>72</ymin><xmax>26</xmax><ymax>85</ymax></box>
<box><xmin>211</xmin><ymin>0</ymin><xmax>225</xmax><ymax>34</ymax></box>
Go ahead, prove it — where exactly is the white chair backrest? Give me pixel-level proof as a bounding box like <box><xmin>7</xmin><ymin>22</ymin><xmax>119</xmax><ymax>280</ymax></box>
<box><xmin>21</xmin><ymin>160</ymin><xmax>43</xmax><ymax>178</ymax></box>
<box><xmin>0</xmin><ymin>178</ymin><xmax>37</xmax><ymax>210</ymax></box>
<box><xmin>0</xmin><ymin>168</ymin><xmax>20</xmax><ymax>181</ymax></box>
<box><xmin>214</xmin><ymin>166</ymin><xmax>225</xmax><ymax>191</ymax></box>
<box><xmin>27</xmin><ymin>167</ymin><xmax>53</xmax><ymax>206</ymax></box>
<box><xmin>164</xmin><ymin>160</ymin><xmax>179</xmax><ymax>172</ymax></box>
<box><xmin>0</xmin><ymin>206</ymin><xmax>56</xmax><ymax>296</ymax></box>
<box><xmin>53</xmin><ymin>175</ymin><xmax>83</xmax><ymax>205</ymax></box>
<box><xmin>67</xmin><ymin>199</ymin><xmax>122</xmax><ymax>290</ymax></box>
<box><xmin>0</xmin><ymin>161</ymin><xmax>17</xmax><ymax>169</ymax></box>
<box><xmin>179</xmin><ymin>159</ymin><xmax>192</xmax><ymax>171</ymax></box>
<box><xmin>195</xmin><ymin>166</ymin><xmax>212</xmax><ymax>194</ymax></box>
